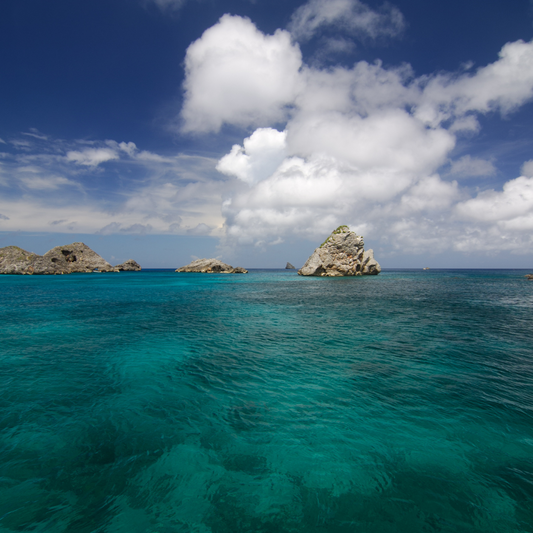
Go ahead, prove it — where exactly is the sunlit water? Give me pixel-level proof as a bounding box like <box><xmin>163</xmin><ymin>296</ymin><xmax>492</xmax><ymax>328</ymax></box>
<box><xmin>1</xmin><ymin>269</ymin><xmax>532</xmax><ymax>532</ymax></box>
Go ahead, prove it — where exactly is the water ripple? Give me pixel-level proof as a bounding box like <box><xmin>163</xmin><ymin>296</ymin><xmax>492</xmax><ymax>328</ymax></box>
<box><xmin>0</xmin><ymin>269</ymin><xmax>532</xmax><ymax>532</ymax></box>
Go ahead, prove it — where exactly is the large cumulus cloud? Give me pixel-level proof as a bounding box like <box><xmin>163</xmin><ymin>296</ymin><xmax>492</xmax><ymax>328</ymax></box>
<box><xmin>181</xmin><ymin>15</ymin><xmax>302</xmax><ymax>133</ymax></box>
<box><xmin>178</xmin><ymin>5</ymin><xmax>533</xmax><ymax>257</ymax></box>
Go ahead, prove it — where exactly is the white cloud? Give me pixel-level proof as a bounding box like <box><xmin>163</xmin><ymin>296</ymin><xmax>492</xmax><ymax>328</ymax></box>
<box><xmin>297</xmin><ymin>60</ymin><xmax>418</xmax><ymax>117</ymax></box>
<box><xmin>456</xmin><ymin>176</ymin><xmax>533</xmax><ymax>222</ymax></box>
<box><xmin>66</xmin><ymin>147</ymin><xmax>119</xmax><ymax>167</ymax></box>
<box><xmin>448</xmin><ymin>115</ymin><xmax>480</xmax><ymax>133</ymax></box>
<box><xmin>416</xmin><ymin>39</ymin><xmax>533</xmax><ymax>126</ymax></box>
<box><xmin>181</xmin><ymin>15</ymin><xmax>303</xmax><ymax>133</ymax></box>
<box><xmin>147</xmin><ymin>0</ymin><xmax>187</xmax><ymax>11</ymax></box>
<box><xmin>196</xmin><ymin>27</ymin><xmax>533</xmax><ymax>255</ymax></box>
<box><xmin>19</xmin><ymin>175</ymin><xmax>76</xmax><ymax>190</ymax></box>
<box><xmin>0</xmin><ymin>133</ymin><xmax>226</xmax><ymax>236</ymax></box>
<box><xmin>289</xmin><ymin>0</ymin><xmax>405</xmax><ymax>43</ymax></box>
<box><xmin>120</xmin><ymin>223</ymin><xmax>153</xmax><ymax>234</ymax></box>
<box><xmin>449</xmin><ymin>155</ymin><xmax>496</xmax><ymax>178</ymax></box>
<box><xmin>97</xmin><ymin>222</ymin><xmax>122</xmax><ymax>235</ymax></box>
<box><xmin>117</xmin><ymin>141</ymin><xmax>137</xmax><ymax>157</ymax></box>
<box><xmin>315</xmin><ymin>37</ymin><xmax>357</xmax><ymax>59</ymax></box>
<box><xmin>521</xmin><ymin>160</ymin><xmax>533</xmax><ymax>178</ymax></box>
<box><xmin>223</xmin><ymin>155</ymin><xmax>373</xmax><ymax>245</ymax></box>
<box><xmin>187</xmin><ymin>223</ymin><xmax>212</xmax><ymax>235</ymax></box>
<box><xmin>10</xmin><ymin>139</ymin><xmax>32</xmax><ymax>149</ymax></box>
<box><xmin>216</xmin><ymin>128</ymin><xmax>287</xmax><ymax>185</ymax></box>
<box><xmin>17</xmin><ymin>165</ymin><xmax>47</xmax><ymax>174</ymax></box>
<box><xmin>168</xmin><ymin>220</ymin><xmax>182</xmax><ymax>233</ymax></box>
<box><xmin>287</xmin><ymin>108</ymin><xmax>454</xmax><ymax>175</ymax></box>
<box><xmin>399</xmin><ymin>176</ymin><xmax>460</xmax><ymax>213</ymax></box>
<box><xmin>136</xmin><ymin>151</ymin><xmax>174</xmax><ymax>163</ymax></box>
<box><xmin>4</xmin><ymin>12</ymin><xmax>533</xmax><ymax>263</ymax></box>
<box><xmin>0</xmin><ymin>186</ymin><xmax>222</xmax><ymax>235</ymax></box>
<box><xmin>22</xmin><ymin>130</ymin><xmax>48</xmax><ymax>141</ymax></box>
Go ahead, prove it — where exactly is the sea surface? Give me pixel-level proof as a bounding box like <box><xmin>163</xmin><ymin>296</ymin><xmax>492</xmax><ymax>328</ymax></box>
<box><xmin>1</xmin><ymin>269</ymin><xmax>532</xmax><ymax>533</ymax></box>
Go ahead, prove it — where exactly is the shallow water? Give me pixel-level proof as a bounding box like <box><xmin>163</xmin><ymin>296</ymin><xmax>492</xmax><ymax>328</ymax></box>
<box><xmin>1</xmin><ymin>269</ymin><xmax>532</xmax><ymax>532</ymax></box>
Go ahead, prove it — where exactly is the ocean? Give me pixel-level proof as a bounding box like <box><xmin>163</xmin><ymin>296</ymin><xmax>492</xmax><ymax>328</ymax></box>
<box><xmin>1</xmin><ymin>269</ymin><xmax>532</xmax><ymax>532</ymax></box>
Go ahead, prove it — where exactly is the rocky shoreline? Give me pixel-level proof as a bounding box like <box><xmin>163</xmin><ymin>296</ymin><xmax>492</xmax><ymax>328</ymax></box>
<box><xmin>0</xmin><ymin>243</ymin><xmax>141</xmax><ymax>275</ymax></box>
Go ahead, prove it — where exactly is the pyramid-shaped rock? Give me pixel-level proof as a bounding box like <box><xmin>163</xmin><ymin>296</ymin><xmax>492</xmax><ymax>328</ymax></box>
<box><xmin>298</xmin><ymin>226</ymin><xmax>381</xmax><ymax>276</ymax></box>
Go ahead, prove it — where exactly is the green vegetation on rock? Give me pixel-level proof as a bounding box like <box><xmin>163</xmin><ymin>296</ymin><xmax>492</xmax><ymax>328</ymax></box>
<box><xmin>320</xmin><ymin>225</ymin><xmax>350</xmax><ymax>247</ymax></box>
<box><xmin>333</xmin><ymin>225</ymin><xmax>349</xmax><ymax>234</ymax></box>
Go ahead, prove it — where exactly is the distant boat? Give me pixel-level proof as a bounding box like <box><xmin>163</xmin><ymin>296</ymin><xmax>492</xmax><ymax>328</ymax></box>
<box><xmin>423</xmin><ymin>267</ymin><xmax>430</xmax><ymax>270</ymax></box>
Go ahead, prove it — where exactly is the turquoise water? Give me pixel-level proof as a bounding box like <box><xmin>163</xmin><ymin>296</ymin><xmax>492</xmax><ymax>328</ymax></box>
<box><xmin>1</xmin><ymin>269</ymin><xmax>532</xmax><ymax>532</ymax></box>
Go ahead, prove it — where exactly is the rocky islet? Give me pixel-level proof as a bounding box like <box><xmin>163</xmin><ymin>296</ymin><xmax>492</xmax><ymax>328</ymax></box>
<box><xmin>1</xmin><ymin>231</ymin><xmax>382</xmax><ymax>276</ymax></box>
<box><xmin>176</xmin><ymin>258</ymin><xmax>248</xmax><ymax>273</ymax></box>
<box><xmin>115</xmin><ymin>259</ymin><xmax>142</xmax><ymax>271</ymax></box>
<box><xmin>0</xmin><ymin>243</ymin><xmax>141</xmax><ymax>275</ymax></box>
<box><xmin>298</xmin><ymin>225</ymin><xmax>381</xmax><ymax>276</ymax></box>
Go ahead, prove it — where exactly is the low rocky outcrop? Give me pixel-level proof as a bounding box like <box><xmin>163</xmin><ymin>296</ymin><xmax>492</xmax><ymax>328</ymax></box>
<box><xmin>526</xmin><ymin>274</ymin><xmax>533</xmax><ymax>280</ymax></box>
<box><xmin>286</xmin><ymin>262</ymin><xmax>296</xmax><ymax>269</ymax></box>
<box><xmin>0</xmin><ymin>242</ymin><xmax>138</xmax><ymax>275</ymax></box>
<box><xmin>176</xmin><ymin>258</ymin><xmax>248</xmax><ymax>274</ymax></box>
<box><xmin>0</xmin><ymin>246</ymin><xmax>42</xmax><ymax>275</ymax></box>
<box><xmin>115</xmin><ymin>259</ymin><xmax>141</xmax><ymax>271</ymax></box>
<box><xmin>298</xmin><ymin>226</ymin><xmax>381</xmax><ymax>277</ymax></box>
<box><xmin>43</xmin><ymin>243</ymin><xmax>115</xmax><ymax>273</ymax></box>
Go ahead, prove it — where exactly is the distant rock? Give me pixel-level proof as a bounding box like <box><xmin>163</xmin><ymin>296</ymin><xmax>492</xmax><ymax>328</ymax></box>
<box><xmin>43</xmin><ymin>243</ymin><xmax>115</xmax><ymax>273</ymax></box>
<box><xmin>0</xmin><ymin>246</ymin><xmax>42</xmax><ymax>275</ymax></box>
<box><xmin>0</xmin><ymin>242</ymin><xmax>131</xmax><ymax>275</ymax></box>
<box><xmin>176</xmin><ymin>258</ymin><xmax>248</xmax><ymax>274</ymax></box>
<box><xmin>286</xmin><ymin>262</ymin><xmax>296</xmax><ymax>269</ymax></box>
<box><xmin>526</xmin><ymin>274</ymin><xmax>533</xmax><ymax>280</ymax></box>
<box><xmin>298</xmin><ymin>226</ymin><xmax>381</xmax><ymax>277</ymax></box>
<box><xmin>115</xmin><ymin>259</ymin><xmax>141</xmax><ymax>271</ymax></box>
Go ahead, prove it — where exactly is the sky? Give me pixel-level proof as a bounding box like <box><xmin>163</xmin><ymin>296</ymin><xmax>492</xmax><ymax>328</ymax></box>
<box><xmin>1</xmin><ymin>0</ymin><xmax>533</xmax><ymax>268</ymax></box>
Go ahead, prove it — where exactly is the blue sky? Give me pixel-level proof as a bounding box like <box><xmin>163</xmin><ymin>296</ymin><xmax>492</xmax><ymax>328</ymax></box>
<box><xmin>1</xmin><ymin>0</ymin><xmax>533</xmax><ymax>268</ymax></box>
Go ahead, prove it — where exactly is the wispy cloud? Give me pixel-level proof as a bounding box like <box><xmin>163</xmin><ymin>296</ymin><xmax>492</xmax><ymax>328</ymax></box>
<box><xmin>19</xmin><ymin>175</ymin><xmax>77</xmax><ymax>190</ymax></box>
<box><xmin>22</xmin><ymin>128</ymin><xmax>49</xmax><ymax>141</ymax></box>
<box><xmin>449</xmin><ymin>155</ymin><xmax>496</xmax><ymax>178</ymax></box>
<box><xmin>187</xmin><ymin>222</ymin><xmax>212</xmax><ymax>235</ymax></box>
<box><xmin>10</xmin><ymin>139</ymin><xmax>32</xmax><ymax>149</ymax></box>
<box><xmin>0</xmin><ymin>134</ymin><xmax>225</xmax><ymax>236</ymax></box>
<box><xmin>147</xmin><ymin>0</ymin><xmax>187</xmax><ymax>11</ymax></box>
<box><xmin>66</xmin><ymin>148</ymin><xmax>120</xmax><ymax>167</ymax></box>
<box><xmin>288</xmin><ymin>0</ymin><xmax>405</xmax><ymax>43</ymax></box>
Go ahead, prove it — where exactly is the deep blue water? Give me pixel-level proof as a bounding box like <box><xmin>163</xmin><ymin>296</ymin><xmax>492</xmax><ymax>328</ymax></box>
<box><xmin>1</xmin><ymin>269</ymin><xmax>532</xmax><ymax>533</ymax></box>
